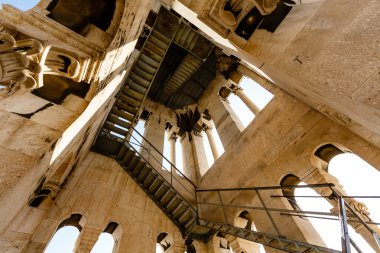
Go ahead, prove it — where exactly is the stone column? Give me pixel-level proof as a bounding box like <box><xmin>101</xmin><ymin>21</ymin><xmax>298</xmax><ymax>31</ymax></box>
<box><xmin>203</xmin><ymin>74</ymin><xmax>244</xmax><ymax>149</ymax></box>
<box><xmin>192</xmin><ymin>133</ymin><xmax>209</xmax><ymax>176</ymax></box>
<box><xmin>233</xmin><ymin>87</ymin><xmax>261</xmax><ymax>115</ymax></box>
<box><xmin>205</xmin><ymin>127</ymin><xmax>220</xmax><ymax>161</ymax></box>
<box><xmin>169</xmin><ymin>134</ymin><xmax>177</xmax><ymax>168</ymax></box>
<box><xmin>141</xmin><ymin>114</ymin><xmax>165</xmax><ymax>172</ymax></box>
<box><xmin>181</xmin><ymin>133</ymin><xmax>199</xmax><ymax>184</ymax></box>
<box><xmin>74</xmin><ymin>226</ymin><xmax>102</xmax><ymax>253</ymax></box>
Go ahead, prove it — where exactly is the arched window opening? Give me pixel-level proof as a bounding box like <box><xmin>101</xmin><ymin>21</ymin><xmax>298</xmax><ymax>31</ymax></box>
<box><xmin>44</xmin><ymin>226</ymin><xmax>80</xmax><ymax>253</ymax></box>
<box><xmin>90</xmin><ymin>233</ymin><xmax>115</xmax><ymax>253</ymax></box>
<box><xmin>91</xmin><ymin>222</ymin><xmax>118</xmax><ymax>253</ymax></box>
<box><xmin>280</xmin><ymin>174</ymin><xmax>301</xmax><ymax>211</ymax></box>
<box><xmin>295</xmin><ymin>183</ymin><xmax>375</xmax><ymax>252</ymax></box>
<box><xmin>44</xmin><ymin>214</ymin><xmax>83</xmax><ymax>253</ymax></box>
<box><xmin>328</xmin><ymin>153</ymin><xmax>380</xmax><ymax>226</ymax></box>
<box><xmin>156</xmin><ymin>243</ymin><xmax>165</xmax><ymax>253</ymax></box>
<box><xmin>225</xmin><ymin>76</ymin><xmax>273</xmax><ymax>128</ymax></box>
<box><xmin>156</xmin><ymin>232</ymin><xmax>172</xmax><ymax>252</ymax></box>
<box><xmin>314</xmin><ymin>144</ymin><xmax>344</xmax><ymax>164</ymax></box>
<box><xmin>236</xmin><ymin>211</ymin><xmax>266</xmax><ymax>253</ymax></box>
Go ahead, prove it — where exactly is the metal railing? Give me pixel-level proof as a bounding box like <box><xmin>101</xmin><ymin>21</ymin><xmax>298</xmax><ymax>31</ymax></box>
<box><xmin>196</xmin><ymin>184</ymin><xmax>380</xmax><ymax>253</ymax></box>
<box><xmin>125</xmin><ymin>126</ymin><xmax>198</xmax><ymax>205</ymax></box>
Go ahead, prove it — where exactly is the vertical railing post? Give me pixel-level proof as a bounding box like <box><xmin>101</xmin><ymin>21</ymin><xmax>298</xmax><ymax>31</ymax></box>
<box><xmin>338</xmin><ymin>196</ymin><xmax>351</xmax><ymax>253</ymax></box>
<box><xmin>374</xmin><ymin>232</ymin><xmax>380</xmax><ymax>249</ymax></box>
<box><xmin>195</xmin><ymin>189</ymin><xmax>199</xmax><ymax>214</ymax></box>
<box><xmin>217</xmin><ymin>190</ymin><xmax>228</xmax><ymax>225</ymax></box>
<box><xmin>256</xmin><ymin>189</ymin><xmax>282</xmax><ymax>237</ymax></box>
<box><xmin>170</xmin><ymin>163</ymin><xmax>173</xmax><ymax>186</ymax></box>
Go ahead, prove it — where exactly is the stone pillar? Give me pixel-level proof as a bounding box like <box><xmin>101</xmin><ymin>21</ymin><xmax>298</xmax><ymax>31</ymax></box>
<box><xmin>192</xmin><ymin>133</ymin><xmax>209</xmax><ymax>176</ymax></box>
<box><xmin>204</xmin><ymin>74</ymin><xmax>244</xmax><ymax>149</ymax></box>
<box><xmin>180</xmin><ymin>133</ymin><xmax>199</xmax><ymax>184</ymax></box>
<box><xmin>74</xmin><ymin>226</ymin><xmax>102</xmax><ymax>253</ymax></box>
<box><xmin>169</xmin><ymin>134</ymin><xmax>177</xmax><ymax>169</ymax></box>
<box><xmin>233</xmin><ymin>87</ymin><xmax>261</xmax><ymax>115</ymax></box>
<box><xmin>141</xmin><ymin>114</ymin><xmax>165</xmax><ymax>172</ymax></box>
<box><xmin>205</xmin><ymin>127</ymin><xmax>220</xmax><ymax>161</ymax></box>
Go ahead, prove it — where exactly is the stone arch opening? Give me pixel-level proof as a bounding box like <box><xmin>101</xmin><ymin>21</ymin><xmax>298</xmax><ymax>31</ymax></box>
<box><xmin>44</xmin><ymin>214</ymin><xmax>83</xmax><ymax>253</ymax></box>
<box><xmin>156</xmin><ymin>232</ymin><xmax>173</xmax><ymax>252</ymax></box>
<box><xmin>91</xmin><ymin>222</ymin><xmax>119</xmax><ymax>253</ymax></box>
<box><xmin>234</xmin><ymin>210</ymin><xmax>266</xmax><ymax>253</ymax></box>
<box><xmin>280</xmin><ymin>174</ymin><xmax>301</xmax><ymax>211</ymax></box>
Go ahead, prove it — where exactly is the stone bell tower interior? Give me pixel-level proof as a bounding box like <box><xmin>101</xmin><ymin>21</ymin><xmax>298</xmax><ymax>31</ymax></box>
<box><xmin>0</xmin><ymin>0</ymin><xmax>379</xmax><ymax>252</ymax></box>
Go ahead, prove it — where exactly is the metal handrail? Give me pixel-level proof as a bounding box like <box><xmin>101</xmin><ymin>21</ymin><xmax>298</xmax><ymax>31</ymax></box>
<box><xmin>196</xmin><ymin>183</ymin><xmax>335</xmax><ymax>192</ymax></box>
<box><xmin>129</xmin><ymin>126</ymin><xmax>197</xmax><ymax>188</ymax></box>
<box><xmin>196</xmin><ymin>183</ymin><xmax>380</xmax><ymax>252</ymax></box>
<box><xmin>125</xmin><ymin>135</ymin><xmax>198</xmax><ymax>210</ymax></box>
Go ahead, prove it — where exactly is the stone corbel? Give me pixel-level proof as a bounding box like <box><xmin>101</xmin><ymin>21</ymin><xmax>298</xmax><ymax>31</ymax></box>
<box><xmin>217</xmin><ymin>81</ymin><xmax>238</xmax><ymax>101</ymax></box>
<box><xmin>44</xmin><ymin>47</ymin><xmax>82</xmax><ymax>80</ymax></box>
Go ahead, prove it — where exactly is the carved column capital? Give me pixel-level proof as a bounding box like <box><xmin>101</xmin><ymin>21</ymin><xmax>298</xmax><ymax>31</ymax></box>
<box><xmin>215</xmin><ymin>50</ymin><xmax>240</xmax><ymax>80</ymax></box>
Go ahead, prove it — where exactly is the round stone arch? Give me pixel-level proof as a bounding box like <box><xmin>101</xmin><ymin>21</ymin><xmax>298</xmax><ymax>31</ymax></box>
<box><xmin>311</xmin><ymin>142</ymin><xmax>349</xmax><ymax>171</ymax></box>
<box><xmin>156</xmin><ymin>232</ymin><xmax>174</xmax><ymax>252</ymax></box>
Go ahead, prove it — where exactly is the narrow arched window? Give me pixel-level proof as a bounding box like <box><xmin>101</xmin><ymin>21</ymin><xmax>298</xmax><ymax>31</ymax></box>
<box><xmin>280</xmin><ymin>174</ymin><xmax>301</xmax><ymax>211</ymax></box>
<box><xmin>294</xmin><ymin>183</ymin><xmax>375</xmax><ymax>252</ymax></box>
<box><xmin>91</xmin><ymin>222</ymin><xmax>119</xmax><ymax>253</ymax></box>
<box><xmin>44</xmin><ymin>214</ymin><xmax>83</xmax><ymax>253</ymax></box>
<box><xmin>236</xmin><ymin>211</ymin><xmax>266</xmax><ymax>253</ymax></box>
<box><xmin>91</xmin><ymin>233</ymin><xmax>115</xmax><ymax>253</ymax></box>
<box><xmin>156</xmin><ymin>232</ymin><xmax>172</xmax><ymax>252</ymax></box>
<box><xmin>44</xmin><ymin>226</ymin><xmax>80</xmax><ymax>253</ymax></box>
<box><xmin>328</xmin><ymin>153</ymin><xmax>380</xmax><ymax>225</ymax></box>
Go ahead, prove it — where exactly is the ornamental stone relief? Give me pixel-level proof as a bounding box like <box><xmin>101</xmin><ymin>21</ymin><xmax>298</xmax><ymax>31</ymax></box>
<box><xmin>0</xmin><ymin>23</ymin><xmax>86</xmax><ymax>96</ymax></box>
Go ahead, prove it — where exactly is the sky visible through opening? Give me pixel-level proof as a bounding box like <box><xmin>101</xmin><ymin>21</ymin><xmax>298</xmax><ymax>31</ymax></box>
<box><xmin>295</xmin><ymin>153</ymin><xmax>380</xmax><ymax>253</ymax></box>
<box><xmin>6</xmin><ymin>0</ymin><xmax>379</xmax><ymax>251</ymax></box>
<box><xmin>0</xmin><ymin>0</ymin><xmax>38</xmax><ymax>10</ymax></box>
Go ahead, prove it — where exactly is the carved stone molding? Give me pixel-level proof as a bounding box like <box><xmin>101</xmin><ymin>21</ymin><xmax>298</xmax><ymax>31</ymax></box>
<box><xmin>0</xmin><ymin>24</ymin><xmax>45</xmax><ymax>93</ymax></box>
<box><xmin>0</xmin><ymin>22</ymin><xmax>90</xmax><ymax>96</ymax></box>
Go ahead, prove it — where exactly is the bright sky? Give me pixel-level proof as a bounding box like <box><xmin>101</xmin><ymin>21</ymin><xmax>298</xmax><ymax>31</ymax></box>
<box><xmin>0</xmin><ymin>0</ymin><xmax>38</xmax><ymax>10</ymax></box>
<box><xmin>295</xmin><ymin>153</ymin><xmax>380</xmax><ymax>252</ymax></box>
<box><xmin>228</xmin><ymin>77</ymin><xmax>274</xmax><ymax>127</ymax></box>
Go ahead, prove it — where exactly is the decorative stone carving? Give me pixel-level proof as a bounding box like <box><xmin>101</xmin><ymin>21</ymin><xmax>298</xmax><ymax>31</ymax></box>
<box><xmin>349</xmin><ymin>200</ymin><xmax>372</xmax><ymax>222</ymax></box>
<box><xmin>215</xmin><ymin>50</ymin><xmax>240</xmax><ymax>80</ymax></box>
<box><xmin>45</xmin><ymin>48</ymin><xmax>81</xmax><ymax>79</ymax></box>
<box><xmin>175</xmin><ymin>107</ymin><xmax>202</xmax><ymax>141</ymax></box>
<box><xmin>0</xmin><ymin>30</ymin><xmax>44</xmax><ymax>91</ymax></box>
<box><xmin>0</xmin><ymin>22</ymin><xmax>87</xmax><ymax>96</ymax></box>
